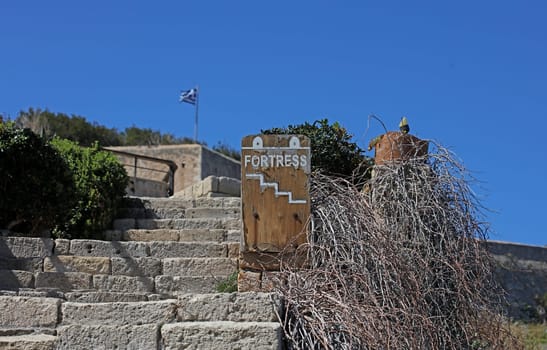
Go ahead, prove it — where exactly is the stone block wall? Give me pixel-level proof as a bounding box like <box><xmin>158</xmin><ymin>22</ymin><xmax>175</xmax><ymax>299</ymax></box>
<box><xmin>106</xmin><ymin>144</ymin><xmax>240</xmax><ymax>196</ymax></box>
<box><xmin>486</xmin><ymin>240</ymin><xmax>547</xmax><ymax>321</ymax></box>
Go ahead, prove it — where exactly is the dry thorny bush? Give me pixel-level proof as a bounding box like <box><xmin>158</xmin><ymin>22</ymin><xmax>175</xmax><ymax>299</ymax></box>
<box><xmin>273</xmin><ymin>142</ymin><xmax>522</xmax><ymax>350</ymax></box>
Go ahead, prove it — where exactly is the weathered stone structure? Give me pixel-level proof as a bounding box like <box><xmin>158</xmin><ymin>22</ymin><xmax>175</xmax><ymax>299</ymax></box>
<box><xmin>105</xmin><ymin>144</ymin><xmax>240</xmax><ymax>197</ymax></box>
<box><xmin>0</xmin><ymin>196</ymin><xmax>282</xmax><ymax>349</ymax></box>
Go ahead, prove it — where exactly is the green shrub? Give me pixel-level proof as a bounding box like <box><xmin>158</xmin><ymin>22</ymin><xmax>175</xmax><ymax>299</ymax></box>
<box><xmin>262</xmin><ymin>119</ymin><xmax>372</xmax><ymax>180</ymax></box>
<box><xmin>216</xmin><ymin>271</ymin><xmax>238</xmax><ymax>293</ymax></box>
<box><xmin>212</xmin><ymin>141</ymin><xmax>241</xmax><ymax>161</ymax></box>
<box><xmin>51</xmin><ymin>138</ymin><xmax>128</xmax><ymax>239</ymax></box>
<box><xmin>0</xmin><ymin>123</ymin><xmax>76</xmax><ymax>234</ymax></box>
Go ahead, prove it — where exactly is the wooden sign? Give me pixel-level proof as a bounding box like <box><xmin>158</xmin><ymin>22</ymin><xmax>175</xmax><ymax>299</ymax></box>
<box><xmin>241</xmin><ymin>135</ymin><xmax>311</xmax><ymax>253</ymax></box>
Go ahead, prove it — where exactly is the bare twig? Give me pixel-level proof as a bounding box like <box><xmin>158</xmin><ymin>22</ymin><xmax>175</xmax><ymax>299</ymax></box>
<box><xmin>273</xmin><ymin>141</ymin><xmax>521</xmax><ymax>350</ymax></box>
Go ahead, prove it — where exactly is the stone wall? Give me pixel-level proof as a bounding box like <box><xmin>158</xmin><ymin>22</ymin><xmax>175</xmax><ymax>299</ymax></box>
<box><xmin>0</xmin><ymin>293</ymin><xmax>283</xmax><ymax>349</ymax></box>
<box><xmin>486</xmin><ymin>240</ymin><xmax>547</xmax><ymax>321</ymax></box>
<box><xmin>106</xmin><ymin>145</ymin><xmax>241</xmax><ymax>196</ymax></box>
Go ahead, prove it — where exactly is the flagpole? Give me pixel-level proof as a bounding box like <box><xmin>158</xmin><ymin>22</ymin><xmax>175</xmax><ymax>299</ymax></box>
<box><xmin>194</xmin><ymin>85</ymin><xmax>199</xmax><ymax>143</ymax></box>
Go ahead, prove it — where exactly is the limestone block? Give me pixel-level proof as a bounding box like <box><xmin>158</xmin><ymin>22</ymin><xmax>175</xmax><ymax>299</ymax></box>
<box><xmin>54</xmin><ymin>239</ymin><xmax>70</xmax><ymax>255</ymax></box>
<box><xmin>56</xmin><ymin>324</ymin><xmax>158</xmax><ymax>350</ymax></box>
<box><xmin>35</xmin><ymin>272</ymin><xmax>93</xmax><ymax>291</ymax></box>
<box><xmin>0</xmin><ymin>257</ymin><xmax>42</xmax><ymax>272</ymax></box>
<box><xmin>17</xmin><ymin>289</ymin><xmax>64</xmax><ymax>299</ymax></box>
<box><xmin>0</xmin><ymin>290</ymin><xmax>17</xmax><ymax>296</ymax></box>
<box><xmin>194</xmin><ymin>197</ymin><xmax>241</xmax><ymax>208</ymax></box>
<box><xmin>65</xmin><ymin>291</ymin><xmax>148</xmax><ymax>303</ymax></box>
<box><xmin>69</xmin><ymin>240</ymin><xmax>149</xmax><ymax>258</ymax></box>
<box><xmin>0</xmin><ymin>296</ymin><xmax>61</xmax><ymax>328</ymax></box>
<box><xmin>226</xmin><ymin>229</ymin><xmax>242</xmax><ymax>242</ymax></box>
<box><xmin>162</xmin><ymin>258</ymin><xmax>237</xmax><ymax>277</ymax></box>
<box><xmin>150</xmin><ymin>208</ymin><xmax>186</xmax><ymax>219</ymax></box>
<box><xmin>112</xmin><ymin>218</ymin><xmax>136</xmax><ymax>230</ymax></box>
<box><xmin>227</xmin><ymin>242</ymin><xmax>240</xmax><ymax>258</ymax></box>
<box><xmin>0</xmin><ymin>237</ymin><xmax>53</xmax><ymax>258</ymax></box>
<box><xmin>177</xmin><ymin>292</ymin><xmax>280</xmax><ymax>322</ymax></box>
<box><xmin>147</xmin><ymin>242</ymin><xmax>227</xmax><ymax>259</ymax></box>
<box><xmin>155</xmin><ymin>276</ymin><xmax>218</xmax><ymax>294</ymax></box>
<box><xmin>178</xmin><ymin>229</ymin><xmax>225</xmax><ymax>242</ymax></box>
<box><xmin>139</xmin><ymin>217</ymin><xmax>241</xmax><ymax>231</ymax></box>
<box><xmin>123</xmin><ymin>229</ymin><xmax>179</xmax><ymax>242</ymax></box>
<box><xmin>43</xmin><ymin>256</ymin><xmax>111</xmax><ymax>274</ymax></box>
<box><xmin>0</xmin><ymin>334</ymin><xmax>57</xmax><ymax>350</ymax></box>
<box><xmin>217</xmin><ymin>176</ymin><xmax>241</xmax><ymax>196</ymax></box>
<box><xmin>223</xmin><ymin>218</ymin><xmax>242</xmax><ymax>230</ymax></box>
<box><xmin>160</xmin><ymin>321</ymin><xmax>282</xmax><ymax>350</ymax></box>
<box><xmin>202</xmin><ymin>175</ymin><xmax>219</xmax><ymax>195</ymax></box>
<box><xmin>93</xmin><ymin>275</ymin><xmax>154</xmax><ymax>293</ymax></box>
<box><xmin>191</xmin><ymin>181</ymin><xmax>203</xmax><ymax>198</ymax></box>
<box><xmin>238</xmin><ymin>270</ymin><xmax>261</xmax><ymax>292</ymax></box>
<box><xmin>111</xmin><ymin>257</ymin><xmax>161</xmax><ymax>277</ymax></box>
<box><xmin>185</xmin><ymin>208</ymin><xmax>240</xmax><ymax>219</ymax></box>
<box><xmin>0</xmin><ymin>270</ymin><xmax>34</xmax><ymax>289</ymax></box>
<box><xmin>62</xmin><ymin>299</ymin><xmax>178</xmax><ymax>326</ymax></box>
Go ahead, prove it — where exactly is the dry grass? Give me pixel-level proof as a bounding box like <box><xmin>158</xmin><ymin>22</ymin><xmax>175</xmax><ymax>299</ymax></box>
<box><xmin>512</xmin><ymin>323</ymin><xmax>547</xmax><ymax>350</ymax></box>
<box><xmin>273</xmin><ymin>143</ymin><xmax>523</xmax><ymax>349</ymax></box>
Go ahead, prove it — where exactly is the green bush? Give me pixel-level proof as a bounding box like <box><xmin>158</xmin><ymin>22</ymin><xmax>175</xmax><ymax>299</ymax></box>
<box><xmin>262</xmin><ymin>118</ymin><xmax>372</xmax><ymax>180</ymax></box>
<box><xmin>215</xmin><ymin>271</ymin><xmax>238</xmax><ymax>293</ymax></box>
<box><xmin>51</xmin><ymin>138</ymin><xmax>128</xmax><ymax>239</ymax></box>
<box><xmin>0</xmin><ymin>123</ymin><xmax>76</xmax><ymax>234</ymax></box>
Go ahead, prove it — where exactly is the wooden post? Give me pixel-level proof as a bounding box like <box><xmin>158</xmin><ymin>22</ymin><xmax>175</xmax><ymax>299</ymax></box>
<box><xmin>239</xmin><ymin>135</ymin><xmax>311</xmax><ymax>289</ymax></box>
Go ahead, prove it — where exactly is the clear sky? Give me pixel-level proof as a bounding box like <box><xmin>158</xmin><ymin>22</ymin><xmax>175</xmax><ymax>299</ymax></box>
<box><xmin>1</xmin><ymin>1</ymin><xmax>546</xmax><ymax>246</ymax></box>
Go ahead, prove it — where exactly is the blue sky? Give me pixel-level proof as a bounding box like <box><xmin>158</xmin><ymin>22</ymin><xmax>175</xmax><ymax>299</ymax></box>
<box><xmin>1</xmin><ymin>1</ymin><xmax>546</xmax><ymax>246</ymax></box>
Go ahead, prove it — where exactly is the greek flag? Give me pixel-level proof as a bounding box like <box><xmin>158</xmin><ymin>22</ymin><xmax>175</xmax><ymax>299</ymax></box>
<box><xmin>179</xmin><ymin>88</ymin><xmax>198</xmax><ymax>105</ymax></box>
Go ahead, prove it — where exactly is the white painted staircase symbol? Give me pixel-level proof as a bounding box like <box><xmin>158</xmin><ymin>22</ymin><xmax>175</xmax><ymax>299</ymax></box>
<box><xmin>246</xmin><ymin>173</ymin><xmax>307</xmax><ymax>204</ymax></box>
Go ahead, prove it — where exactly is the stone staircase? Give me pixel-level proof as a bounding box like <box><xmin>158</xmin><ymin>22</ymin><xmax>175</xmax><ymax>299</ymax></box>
<box><xmin>0</xmin><ymin>197</ymin><xmax>283</xmax><ymax>349</ymax></box>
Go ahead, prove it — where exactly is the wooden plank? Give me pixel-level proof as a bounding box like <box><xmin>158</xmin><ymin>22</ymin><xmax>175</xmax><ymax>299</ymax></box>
<box><xmin>241</xmin><ymin>135</ymin><xmax>311</xmax><ymax>253</ymax></box>
<box><xmin>239</xmin><ymin>251</ymin><xmax>309</xmax><ymax>271</ymax></box>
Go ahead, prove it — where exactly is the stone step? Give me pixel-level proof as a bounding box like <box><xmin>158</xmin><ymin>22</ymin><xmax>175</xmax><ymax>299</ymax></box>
<box><xmin>121</xmin><ymin>197</ymin><xmax>195</xmax><ymax>209</ymax></box>
<box><xmin>185</xmin><ymin>207</ymin><xmax>240</xmax><ymax>219</ymax></box>
<box><xmin>155</xmin><ymin>275</ymin><xmax>226</xmax><ymax>294</ymax></box>
<box><xmin>105</xmin><ymin>228</ymin><xmax>234</xmax><ymax>242</ymax></box>
<box><xmin>41</xmin><ymin>256</ymin><xmax>236</xmax><ymax>277</ymax></box>
<box><xmin>163</xmin><ymin>258</ymin><xmax>237</xmax><ymax>277</ymax></box>
<box><xmin>0</xmin><ymin>333</ymin><xmax>57</xmax><ymax>350</ymax></box>
<box><xmin>0</xmin><ymin>269</ymin><xmax>35</xmax><ymax>289</ymax></box>
<box><xmin>0</xmin><ymin>296</ymin><xmax>61</xmax><ymax>329</ymax></box>
<box><xmin>65</xmin><ymin>291</ymin><xmax>151</xmax><ymax>303</ymax></box>
<box><xmin>61</xmin><ymin>299</ymin><xmax>178</xmax><ymax>326</ymax></box>
<box><xmin>122</xmin><ymin>196</ymin><xmax>241</xmax><ymax>210</ymax></box>
<box><xmin>0</xmin><ymin>257</ymin><xmax>43</xmax><ymax>272</ymax></box>
<box><xmin>68</xmin><ymin>240</ymin><xmax>229</xmax><ymax>258</ymax></box>
<box><xmin>112</xmin><ymin>217</ymin><xmax>241</xmax><ymax>231</ymax></box>
<box><xmin>176</xmin><ymin>292</ymin><xmax>279</xmax><ymax>323</ymax></box>
<box><xmin>160</xmin><ymin>321</ymin><xmax>282</xmax><ymax>350</ymax></box>
<box><xmin>56</xmin><ymin>324</ymin><xmax>158</xmax><ymax>350</ymax></box>
<box><xmin>0</xmin><ymin>237</ymin><xmax>54</xmax><ymax>259</ymax></box>
<box><xmin>117</xmin><ymin>207</ymin><xmax>187</xmax><ymax>219</ymax></box>
<box><xmin>117</xmin><ymin>207</ymin><xmax>241</xmax><ymax>220</ymax></box>
<box><xmin>2</xmin><ymin>272</ymin><xmax>231</xmax><ymax>294</ymax></box>
<box><xmin>0</xmin><ymin>292</ymin><xmax>282</xmax><ymax>349</ymax></box>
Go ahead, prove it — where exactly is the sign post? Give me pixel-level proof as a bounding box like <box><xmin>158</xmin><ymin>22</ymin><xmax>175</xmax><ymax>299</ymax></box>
<box><xmin>239</xmin><ymin>134</ymin><xmax>311</xmax><ymax>281</ymax></box>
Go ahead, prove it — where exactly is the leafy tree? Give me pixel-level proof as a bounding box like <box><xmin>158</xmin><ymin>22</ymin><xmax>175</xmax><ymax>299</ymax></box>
<box><xmin>0</xmin><ymin>122</ymin><xmax>76</xmax><ymax>234</ymax></box>
<box><xmin>16</xmin><ymin>108</ymin><xmax>122</xmax><ymax>147</ymax></box>
<box><xmin>51</xmin><ymin>138</ymin><xmax>128</xmax><ymax>239</ymax></box>
<box><xmin>262</xmin><ymin>119</ymin><xmax>371</xmax><ymax>179</ymax></box>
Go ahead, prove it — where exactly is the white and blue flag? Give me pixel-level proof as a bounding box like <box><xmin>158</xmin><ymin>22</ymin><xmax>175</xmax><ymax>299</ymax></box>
<box><xmin>179</xmin><ymin>88</ymin><xmax>198</xmax><ymax>105</ymax></box>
